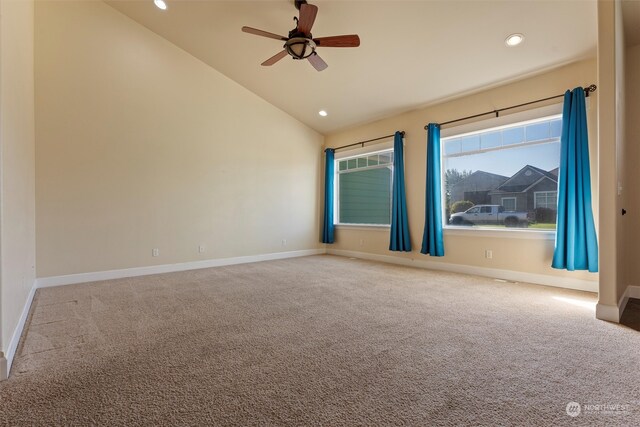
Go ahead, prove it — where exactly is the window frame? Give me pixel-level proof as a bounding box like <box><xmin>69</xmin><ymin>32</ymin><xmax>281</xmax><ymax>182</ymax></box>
<box><xmin>533</xmin><ymin>191</ymin><xmax>558</xmax><ymax>210</ymax></box>
<box><xmin>501</xmin><ymin>197</ymin><xmax>517</xmax><ymax>211</ymax></box>
<box><xmin>333</xmin><ymin>140</ymin><xmax>396</xmax><ymax>228</ymax></box>
<box><xmin>440</xmin><ymin>102</ymin><xmax>567</xmax><ymax>237</ymax></box>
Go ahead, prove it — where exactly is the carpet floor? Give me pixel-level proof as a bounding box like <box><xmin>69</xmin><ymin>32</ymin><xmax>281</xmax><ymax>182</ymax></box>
<box><xmin>1</xmin><ymin>255</ymin><xmax>638</xmax><ymax>426</ymax></box>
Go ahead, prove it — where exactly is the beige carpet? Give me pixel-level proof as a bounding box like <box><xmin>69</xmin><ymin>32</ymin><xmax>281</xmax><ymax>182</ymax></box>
<box><xmin>1</xmin><ymin>255</ymin><xmax>638</xmax><ymax>426</ymax></box>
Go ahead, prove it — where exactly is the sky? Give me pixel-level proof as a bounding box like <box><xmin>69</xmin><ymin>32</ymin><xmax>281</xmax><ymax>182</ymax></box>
<box><xmin>444</xmin><ymin>141</ymin><xmax>560</xmax><ymax>177</ymax></box>
<box><xmin>443</xmin><ymin>117</ymin><xmax>562</xmax><ymax>177</ymax></box>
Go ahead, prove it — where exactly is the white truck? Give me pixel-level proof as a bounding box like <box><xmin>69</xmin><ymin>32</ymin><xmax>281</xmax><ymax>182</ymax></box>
<box><xmin>449</xmin><ymin>204</ymin><xmax>530</xmax><ymax>227</ymax></box>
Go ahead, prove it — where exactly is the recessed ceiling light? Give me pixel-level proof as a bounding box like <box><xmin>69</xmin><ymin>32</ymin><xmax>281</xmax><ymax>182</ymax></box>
<box><xmin>505</xmin><ymin>33</ymin><xmax>524</xmax><ymax>47</ymax></box>
<box><xmin>154</xmin><ymin>0</ymin><xmax>167</xmax><ymax>10</ymax></box>
<box><xmin>319</xmin><ymin>110</ymin><xmax>328</xmax><ymax>117</ymax></box>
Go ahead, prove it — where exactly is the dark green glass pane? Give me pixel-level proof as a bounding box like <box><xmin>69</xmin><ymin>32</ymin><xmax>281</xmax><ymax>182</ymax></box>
<box><xmin>339</xmin><ymin>168</ymin><xmax>391</xmax><ymax>224</ymax></box>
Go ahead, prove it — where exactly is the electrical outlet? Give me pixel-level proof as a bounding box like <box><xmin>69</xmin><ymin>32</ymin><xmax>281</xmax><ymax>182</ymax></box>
<box><xmin>198</xmin><ymin>245</ymin><xmax>206</xmax><ymax>253</ymax></box>
<box><xmin>282</xmin><ymin>239</ymin><xmax>287</xmax><ymax>247</ymax></box>
<box><xmin>359</xmin><ymin>239</ymin><xmax>364</xmax><ymax>246</ymax></box>
<box><xmin>485</xmin><ymin>250</ymin><xmax>493</xmax><ymax>259</ymax></box>
<box><xmin>152</xmin><ymin>248</ymin><xmax>160</xmax><ymax>257</ymax></box>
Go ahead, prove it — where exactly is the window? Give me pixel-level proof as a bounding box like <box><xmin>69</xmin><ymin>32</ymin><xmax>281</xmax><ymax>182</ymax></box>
<box><xmin>534</xmin><ymin>191</ymin><xmax>558</xmax><ymax>209</ymax></box>
<box><xmin>501</xmin><ymin>197</ymin><xmax>516</xmax><ymax>211</ymax></box>
<box><xmin>443</xmin><ymin>111</ymin><xmax>562</xmax><ymax>231</ymax></box>
<box><xmin>336</xmin><ymin>149</ymin><xmax>394</xmax><ymax>225</ymax></box>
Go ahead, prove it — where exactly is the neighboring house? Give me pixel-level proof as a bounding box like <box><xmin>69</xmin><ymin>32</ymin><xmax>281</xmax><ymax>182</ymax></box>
<box><xmin>450</xmin><ymin>171</ymin><xmax>508</xmax><ymax>206</ymax></box>
<box><xmin>488</xmin><ymin>165</ymin><xmax>558</xmax><ymax>213</ymax></box>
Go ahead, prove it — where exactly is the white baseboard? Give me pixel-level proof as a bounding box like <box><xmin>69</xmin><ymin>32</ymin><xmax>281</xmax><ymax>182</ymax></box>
<box><xmin>1</xmin><ymin>249</ymin><xmax>324</xmax><ymax>380</ymax></box>
<box><xmin>327</xmin><ymin>249</ymin><xmax>598</xmax><ymax>293</ymax></box>
<box><xmin>8</xmin><ymin>247</ymin><xmax>609</xmax><ymax>380</ymax></box>
<box><xmin>628</xmin><ymin>285</ymin><xmax>640</xmax><ymax>299</ymax></box>
<box><xmin>36</xmin><ymin>248</ymin><xmax>326</xmax><ymax>288</ymax></box>
<box><xmin>595</xmin><ymin>303</ymin><xmax>621</xmax><ymax>323</ymax></box>
<box><xmin>598</xmin><ymin>285</ymin><xmax>640</xmax><ymax>323</ymax></box>
<box><xmin>2</xmin><ymin>281</ymin><xmax>37</xmax><ymax>380</ymax></box>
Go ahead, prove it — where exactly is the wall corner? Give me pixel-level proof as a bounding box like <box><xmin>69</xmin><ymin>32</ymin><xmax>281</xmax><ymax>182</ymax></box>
<box><xmin>0</xmin><ymin>353</ymin><xmax>7</xmax><ymax>381</ymax></box>
<box><xmin>595</xmin><ymin>302</ymin><xmax>620</xmax><ymax>323</ymax></box>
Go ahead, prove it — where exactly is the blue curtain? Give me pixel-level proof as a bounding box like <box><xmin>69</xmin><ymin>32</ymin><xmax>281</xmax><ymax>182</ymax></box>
<box><xmin>322</xmin><ymin>148</ymin><xmax>335</xmax><ymax>244</ymax></box>
<box><xmin>421</xmin><ymin>124</ymin><xmax>444</xmax><ymax>256</ymax></box>
<box><xmin>552</xmin><ymin>87</ymin><xmax>598</xmax><ymax>272</ymax></box>
<box><xmin>390</xmin><ymin>131</ymin><xmax>411</xmax><ymax>251</ymax></box>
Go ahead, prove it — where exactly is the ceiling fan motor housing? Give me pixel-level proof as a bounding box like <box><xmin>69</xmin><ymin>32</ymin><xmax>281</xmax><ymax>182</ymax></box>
<box><xmin>285</xmin><ymin>37</ymin><xmax>316</xmax><ymax>60</ymax></box>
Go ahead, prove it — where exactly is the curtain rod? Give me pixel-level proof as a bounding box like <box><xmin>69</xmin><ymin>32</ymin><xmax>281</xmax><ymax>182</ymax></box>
<box><xmin>423</xmin><ymin>84</ymin><xmax>597</xmax><ymax>130</ymax></box>
<box><xmin>330</xmin><ymin>131</ymin><xmax>405</xmax><ymax>152</ymax></box>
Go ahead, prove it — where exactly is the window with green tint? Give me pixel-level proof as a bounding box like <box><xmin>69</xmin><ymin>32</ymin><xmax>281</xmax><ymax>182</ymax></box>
<box><xmin>336</xmin><ymin>149</ymin><xmax>393</xmax><ymax>225</ymax></box>
<box><xmin>378</xmin><ymin>153</ymin><xmax>393</xmax><ymax>164</ymax></box>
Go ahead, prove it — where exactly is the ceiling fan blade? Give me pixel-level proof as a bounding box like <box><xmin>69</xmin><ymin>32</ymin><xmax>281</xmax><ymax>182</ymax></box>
<box><xmin>242</xmin><ymin>26</ymin><xmax>287</xmax><ymax>41</ymax></box>
<box><xmin>308</xmin><ymin>53</ymin><xmax>328</xmax><ymax>72</ymax></box>
<box><xmin>297</xmin><ymin>4</ymin><xmax>318</xmax><ymax>34</ymax></box>
<box><xmin>261</xmin><ymin>50</ymin><xmax>288</xmax><ymax>66</ymax></box>
<box><xmin>314</xmin><ymin>35</ymin><xmax>360</xmax><ymax>48</ymax></box>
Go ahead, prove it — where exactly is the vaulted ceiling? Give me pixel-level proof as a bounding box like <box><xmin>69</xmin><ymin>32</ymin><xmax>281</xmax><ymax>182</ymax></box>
<box><xmin>107</xmin><ymin>0</ymin><xmax>597</xmax><ymax>134</ymax></box>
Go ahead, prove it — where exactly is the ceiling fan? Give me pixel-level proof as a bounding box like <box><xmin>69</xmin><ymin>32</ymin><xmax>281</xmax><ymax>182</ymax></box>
<box><xmin>241</xmin><ymin>0</ymin><xmax>360</xmax><ymax>72</ymax></box>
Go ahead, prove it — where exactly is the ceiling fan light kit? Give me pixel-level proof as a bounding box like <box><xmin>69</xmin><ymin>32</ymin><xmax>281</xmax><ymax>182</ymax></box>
<box><xmin>241</xmin><ymin>0</ymin><xmax>360</xmax><ymax>71</ymax></box>
<box><xmin>286</xmin><ymin>37</ymin><xmax>316</xmax><ymax>60</ymax></box>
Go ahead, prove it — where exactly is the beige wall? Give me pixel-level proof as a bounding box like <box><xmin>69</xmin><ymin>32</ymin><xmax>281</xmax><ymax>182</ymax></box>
<box><xmin>35</xmin><ymin>1</ymin><xmax>323</xmax><ymax>278</ymax></box>
<box><xmin>595</xmin><ymin>0</ymin><xmax>622</xmax><ymax>311</ymax></box>
<box><xmin>325</xmin><ymin>59</ymin><xmax>598</xmax><ymax>284</ymax></box>
<box><xmin>623</xmin><ymin>44</ymin><xmax>640</xmax><ymax>288</ymax></box>
<box><xmin>614</xmin><ymin>0</ymin><xmax>626</xmax><ymax>302</ymax></box>
<box><xmin>0</xmin><ymin>0</ymin><xmax>36</xmax><ymax>358</ymax></box>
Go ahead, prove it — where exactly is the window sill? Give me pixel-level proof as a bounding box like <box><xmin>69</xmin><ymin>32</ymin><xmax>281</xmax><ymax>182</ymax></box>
<box><xmin>444</xmin><ymin>226</ymin><xmax>555</xmax><ymax>240</ymax></box>
<box><xmin>335</xmin><ymin>224</ymin><xmax>391</xmax><ymax>230</ymax></box>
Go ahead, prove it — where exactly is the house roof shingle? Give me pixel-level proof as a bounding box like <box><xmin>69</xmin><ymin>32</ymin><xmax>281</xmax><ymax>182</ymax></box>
<box><xmin>489</xmin><ymin>165</ymin><xmax>558</xmax><ymax>194</ymax></box>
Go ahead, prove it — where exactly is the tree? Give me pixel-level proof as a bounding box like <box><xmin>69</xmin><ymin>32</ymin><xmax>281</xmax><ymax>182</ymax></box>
<box><xmin>445</xmin><ymin>168</ymin><xmax>473</xmax><ymax>197</ymax></box>
<box><xmin>451</xmin><ymin>200</ymin><xmax>474</xmax><ymax>213</ymax></box>
<box><xmin>444</xmin><ymin>169</ymin><xmax>472</xmax><ymax>222</ymax></box>
<box><xmin>444</xmin><ymin>168</ymin><xmax>472</xmax><ymax>223</ymax></box>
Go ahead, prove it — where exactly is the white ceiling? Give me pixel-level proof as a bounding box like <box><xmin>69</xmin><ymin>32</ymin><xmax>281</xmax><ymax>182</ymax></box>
<box><xmin>106</xmin><ymin>0</ymin><xmax>597</xmax><ymax>134</ymax></box>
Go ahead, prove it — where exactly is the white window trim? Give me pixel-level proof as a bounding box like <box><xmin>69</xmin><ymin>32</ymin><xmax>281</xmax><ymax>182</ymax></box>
<box><xmin>333</xmin><ymin>139</ymin><xmax>395</xmax><ymax>160</ymax></box>
<box><xmin>337</xmin><ymin>159</ymin><xmax>393</xmax><ymax>174</ymax></box>
<box><xmin>441</xmin><ymin>101</ymin><xmax>566</xmax><ymax>235</ymax></box>
<box><xmin>445</xmin><ymin>227</ymin><xmax>555</xmax><ymax>240</ymax></box>
<box><xmin>533</xmin><ymin>190</ymin><xmax>558</xmax><ymax>209</ymax></box>
<box><xmin>439</xmin><ymin>99</ymin><xmax>590</xmax><ymax>139</ymax></box>
<box><xmin>335</xmin><ymin>224</ymin><xmax>391</xmax><ymax>230</ymax></box>
<box><xmin>501</xmin><ymin>197</ymin><xmax>517</xmax><ymax>210</ymax></box>
<box><xmin>332</xmin><ymin>138</ymin><xmax>399</xmax><ymax>227</ymax></box>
